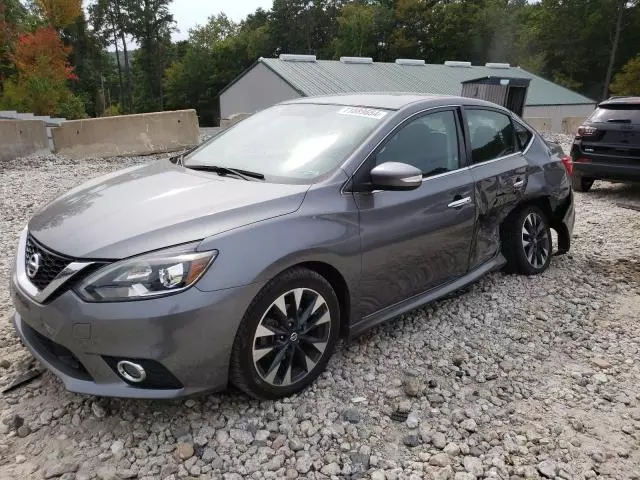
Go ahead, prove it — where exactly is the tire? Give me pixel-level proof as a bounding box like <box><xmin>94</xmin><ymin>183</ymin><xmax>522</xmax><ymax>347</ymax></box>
<box><xmin>502</xmin><ymin>205</ymin><xmax>552</xmax><ymax>275</ymax></box>
<box><xmin>229</xmin><ymin>267</ymin><xmax>340</xmax><ymax>399</ymax></box>
<box><xmin>571</xmin><ymin>175</ymin><xmax>594</xmax><ymax>192</ymax></box>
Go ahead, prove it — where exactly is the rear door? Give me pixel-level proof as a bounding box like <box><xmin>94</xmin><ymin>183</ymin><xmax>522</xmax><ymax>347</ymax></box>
<box><xmin>462</xmin><ymin>107</ymin><xmax>529</xmax><ymax>270</ymax></box>
<box><xmin>353</xmin><ymin>107</ymin><xmax>476</xmax><ymax>317</ymax></box>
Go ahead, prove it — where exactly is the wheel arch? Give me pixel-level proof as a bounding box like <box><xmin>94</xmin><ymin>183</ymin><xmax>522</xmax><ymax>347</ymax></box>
<box><xmin>500</xmin><ymin>195</ymin><xmax>571</xmax><ymax>254</ymax></box>
<box><xmin>284</xmin><ymin>261</ymin><xmax>351</xmax><ymax>338</ymax></box>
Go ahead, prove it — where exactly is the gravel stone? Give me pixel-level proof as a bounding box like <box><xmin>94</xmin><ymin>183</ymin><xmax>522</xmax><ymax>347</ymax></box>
<box><xmin>429</xmin><ymin>453</ymin><xmax>451</xmax><ymax>467</ymax></box>
<box><xmin>431</xmin><ymin>432</ymin><xmax>447</xmax><ymax>449</ymax></box>
<box><xmin>295</xmin><ymin>455</ymin><xmax>313</xmax><ymax>474</ymax></box>
<box><xmin>342</xmin><ymin>408</ymin><xmax>361</xmax><ymax>423</ymax></box>
<box><xmin>44</xmin><ymin>462</ymin><xmax>80</xmax><ymax>479</ymax></box>
<box><xmin>403</xmin><ymin>434</ymin><xmax>421</xmax><ymax>447</ymax></box>
<box><xmin>371</xmin><ymin>471</ymin><xmax>386</xmax><ymax>480</ymax></box>
<box><xmin>463</xmin><ymin>456</ymin><xmax>483</xmax><ymax>476</ymax></box>
<box><xmin>175</xmin><ymin>443</ymin><xmax>194</xmax><ymax>460</ymax></box>
<box><xmin>537</xmin><ymin>459</ymin><xmax>558</xmax><ymax>478</ymax></box>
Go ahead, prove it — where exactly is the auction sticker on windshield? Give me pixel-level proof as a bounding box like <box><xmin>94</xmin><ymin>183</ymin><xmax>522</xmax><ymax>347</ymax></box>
<box><xmin>338</xmin><ymin>106</ymin><xmax>389</xmax><ymax>120</ymax></box>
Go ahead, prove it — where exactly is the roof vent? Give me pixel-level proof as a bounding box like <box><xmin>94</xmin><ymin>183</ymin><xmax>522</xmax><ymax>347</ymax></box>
<box><xmin>279</xmin><ymin>54</ymin><xmax>317</xmax><ymax>62</ymax></box>
<box><xmin>485</xmin><ymin>62</ymin><xmax>511</xmax><ymax>69</ymax></box>
<box><xmin>340</xmin><ymin>56</ymin><xmax>373</xmax><ymax>64</ymax></box>
<box><xmin>395</xmin><ymin>58</ymin><xmax>425</xmax><ymax>66</ymax></box>
<box><xmin>444</xmin><ymin>61</ymin><xmax>472</xmax><ymax>68</ymax></box>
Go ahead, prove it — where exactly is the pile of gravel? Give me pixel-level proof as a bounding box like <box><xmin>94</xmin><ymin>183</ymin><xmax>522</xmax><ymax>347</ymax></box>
<box><xmin>1</xmin><ymin>147</ymin><xmax>639</xmax><ymax>480</ymax></box>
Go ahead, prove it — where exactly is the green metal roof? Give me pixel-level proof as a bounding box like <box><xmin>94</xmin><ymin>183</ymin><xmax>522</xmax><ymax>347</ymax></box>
<box><xmin>258</xmin><ymin>58</ymin><xmax>594</xmax><ymax>106</ymax></box>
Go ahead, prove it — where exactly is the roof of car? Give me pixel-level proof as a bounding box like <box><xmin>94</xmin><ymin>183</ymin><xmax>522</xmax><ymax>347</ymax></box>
<box><xmin>600</xmin><ymin>96</ymin><xmax>640</xmax><ymax>106</ymax></box>
<box><xmin>283</xmin><ymin>92</ymin><xmax>503</xmax><ymax>111</ymax></box>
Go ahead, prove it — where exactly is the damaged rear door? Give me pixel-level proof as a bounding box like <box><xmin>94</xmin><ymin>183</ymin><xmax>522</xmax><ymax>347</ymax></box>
<box><xmin>462</xmin><ymin>107</ymin><xmax>528</xmax><ymax>269</ymax></box>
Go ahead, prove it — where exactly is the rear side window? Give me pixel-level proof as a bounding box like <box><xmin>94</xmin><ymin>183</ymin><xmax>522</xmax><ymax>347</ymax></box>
<box><xmin>465</xmin><ymin>109</ymin><xmax>517</xmax><ymax>164</ymax></box>
<box><xmin>514</xmin><ymin>121</ymin><xmax>533</xmax><ymax>150</ymax></box>
<box><xmin>589</xmin><ymin>106</ymin><xmax>640</xmax><ymax>125</ymax></box>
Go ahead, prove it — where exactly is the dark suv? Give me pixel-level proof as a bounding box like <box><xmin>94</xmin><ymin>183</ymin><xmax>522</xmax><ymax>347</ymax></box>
<box><xmin>571</xmin><ymin>96</ymin><xmax>640</xmax><ymax>192</ymax></box>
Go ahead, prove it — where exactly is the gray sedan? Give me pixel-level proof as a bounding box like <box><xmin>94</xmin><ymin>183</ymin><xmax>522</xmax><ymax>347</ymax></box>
<box><xmin>10</xmin><ymin>94</ymin><xmax>575</xmax><ymax>399</ymax></box>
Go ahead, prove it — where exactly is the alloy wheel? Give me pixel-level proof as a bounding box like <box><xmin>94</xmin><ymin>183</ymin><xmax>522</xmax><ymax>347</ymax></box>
<box><xmin>521</xmin><ymin>212</ymin><xmax>550</xmax><ymax>269</ymax></box>
<box><xmin>252</xmin><ymin>288</ymin><xmax>331</xmax><ymax>387</ymax></box>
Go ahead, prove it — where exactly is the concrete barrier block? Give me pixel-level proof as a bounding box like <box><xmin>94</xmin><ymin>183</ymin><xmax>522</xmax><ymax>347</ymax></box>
<box><xmin>0</xmin><ymin>120</ymin><xmax>49</xmax><ymax>162</ymax></box>
<box><xmin>562</xmin><ymin>116</ymin><xmax>586</xmax><ymax>135</ymax></box>
<box><xmin>52</xmin><ymin>110</ymin><xmax>199</xmax><ymax>159</ymax></box>
<box><xmin>524</xmin><ymin>117</ymin><xmax>552</xmax><ymax>133</ymax></box>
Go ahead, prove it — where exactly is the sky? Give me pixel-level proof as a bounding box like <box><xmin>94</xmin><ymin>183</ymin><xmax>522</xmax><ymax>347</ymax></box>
<box><xmin>171</xmin><ymin>0</ymin><xmax>273</xmax><ymax>41</ymax></box>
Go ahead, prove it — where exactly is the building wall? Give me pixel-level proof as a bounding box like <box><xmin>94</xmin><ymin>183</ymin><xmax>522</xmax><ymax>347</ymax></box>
<box><xmin>220</xmin><ymin>63</ymin><xmax>302</xmax><ymax>119</ymax></box>
<box><xmin>523</xmin><ymin>104</ymin><xmax>596</xmax><ymax>133</ymax></box>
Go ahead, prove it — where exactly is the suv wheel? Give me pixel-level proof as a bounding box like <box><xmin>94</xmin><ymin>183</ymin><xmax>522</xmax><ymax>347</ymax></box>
<box><xmin>230</xmin><ymin>267</ymin><xmax>340</xmax><ymax>399</ymax></box>
<box><xmin>503</xmin><ymin>206</ymin><xmax>552</xmax><ymax>275</ymax></box>
<box><xmin>571</xmin><ymin>175</ymin><xmax>594</xmax><ymax>192</ymax></box>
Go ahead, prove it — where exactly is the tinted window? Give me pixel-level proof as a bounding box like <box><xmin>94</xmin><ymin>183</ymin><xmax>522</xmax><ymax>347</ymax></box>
<box><xmin>514</xmin><ymin>121</ymin><xmax>533</xmax><ymax>150</ymax></box>
<box><xmin>185</xmin><ymin>104</ymin><xmax>388</xmax><ymax>183</ymax></box>
<box><xmin>466</xmin><ymin>109</ymin><xmax>517</xmax><ymax>163</ymax></box>
<box><xmin>376</xmin><ymin>110</ymin><xmax>460</xmax><ymax>177</ymax></box>
<box><xmin>589</xmin><ymin>106</ymin><xmax>640</xmax><ymax>125</ymax></box>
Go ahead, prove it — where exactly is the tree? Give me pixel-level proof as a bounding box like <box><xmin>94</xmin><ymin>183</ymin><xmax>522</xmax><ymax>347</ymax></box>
<box><xmin>334</xmin><ymin>2</ymin><xmax>377</xmax><ymax>57</ymax></box>
<box><xmin>125</xmin><ymin>0</ymin><xmax>175</xmax><ymax>112</ymax></box>
<box><xmin>63</xmin><ymin>12</ymin><xmax>113</xmax><ymax>116</ymax></box>
<box><xmin>602</xmin><ymin>0</ymin><xmax>639</xmax><ymax>99</ymax></box>
<box><xmin>610</xmin><ymin>55</ymin><xmax>640</xmax><ymax>96</ymax></box>
<box><xmin>1</xmin><ymin>27</ymin><xmax>84</xmax><ymax>117</ymax></box>
<box><xmin>35</xmin><ymin>0</ymin><xmax>82</xmax><ymax>29</ymax></box>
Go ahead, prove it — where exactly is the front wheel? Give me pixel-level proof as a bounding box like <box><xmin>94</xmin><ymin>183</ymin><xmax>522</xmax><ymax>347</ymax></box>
<box><xmin>572</xmin><ymin>175</ymin><xmax>594</xmax><ymax>192</ymax></box>
<box><xmin>503</xmin><ymin>206</ymin><xmax>552</xmax><ymax>275</ymax></box>
<box><xmin>229</xmin><ymin>267</ymin><xmax>340</xmax><ymax>399</ymax></box>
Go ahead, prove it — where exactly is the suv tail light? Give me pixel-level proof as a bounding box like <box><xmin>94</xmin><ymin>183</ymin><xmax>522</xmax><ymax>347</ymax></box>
<box><xmin>561</xmin><ymin>155</ymin><xmax>573</xmax><ymax>175</ymax></box>
<box><xmin>577</xmin><ymin>125</ymin><xmax>598</xmax><ymax>137</ymax></box>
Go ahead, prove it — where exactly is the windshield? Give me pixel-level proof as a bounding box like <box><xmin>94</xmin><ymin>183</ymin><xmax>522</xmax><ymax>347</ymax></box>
<box><xmin>184</xmin><ymin>103</ymin><xmax>389</xmax><ymax>183</ymax></box>
<box><xmin>590</xmin><ymin>105</ymin><xmax>640</xmax><ymax>125</ymax></box>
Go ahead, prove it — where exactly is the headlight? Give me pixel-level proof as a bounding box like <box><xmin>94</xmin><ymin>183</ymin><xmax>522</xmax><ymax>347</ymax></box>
<box><xmin>76</xmin><ymin>245</ymin><xmax>217</xmax><ymax>302</ymax></box>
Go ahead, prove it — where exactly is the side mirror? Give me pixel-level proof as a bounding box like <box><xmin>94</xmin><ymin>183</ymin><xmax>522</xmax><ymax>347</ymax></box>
<box><xmin>370</xmin><ymin>162</ymin><xmax>423</xmax><ymax>191</ymax></box>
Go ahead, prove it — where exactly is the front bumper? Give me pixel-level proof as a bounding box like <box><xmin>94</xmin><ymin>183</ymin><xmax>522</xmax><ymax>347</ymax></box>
<box><xmin>10</xmin><ymin>272</ymin><xmax>262</xmax><ymax>399</ymax></box>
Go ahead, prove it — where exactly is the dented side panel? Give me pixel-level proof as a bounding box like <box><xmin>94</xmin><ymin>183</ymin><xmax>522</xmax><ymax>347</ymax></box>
<box><xmin>468</xmin><ymin>154</ymin><xmax>529</xmax><ymax>270</ymax></box>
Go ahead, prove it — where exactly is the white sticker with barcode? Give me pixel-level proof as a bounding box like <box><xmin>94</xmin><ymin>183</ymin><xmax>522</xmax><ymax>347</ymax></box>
<box><xmin>338</xmin><ymin>106</ymin><xmax>388</xmax><ymax>120</ymax></box>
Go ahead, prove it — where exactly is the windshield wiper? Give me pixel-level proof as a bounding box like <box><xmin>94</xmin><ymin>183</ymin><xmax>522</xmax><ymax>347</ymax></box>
<box><xmin>185</xmin><ymin>165</ymin><xmax>265</xmax><ymax>181</ymax></box>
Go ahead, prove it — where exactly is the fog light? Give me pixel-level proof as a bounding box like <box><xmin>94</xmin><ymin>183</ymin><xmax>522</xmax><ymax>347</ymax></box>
<box><xmin>116</xmin><ymin>360</ymin><xmax>146</xmax><ymax>383</ymax></box>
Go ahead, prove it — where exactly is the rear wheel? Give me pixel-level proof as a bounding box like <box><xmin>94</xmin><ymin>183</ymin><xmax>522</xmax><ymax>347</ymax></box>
<box><xmin>572</xmin><ymin>175</ymin><xmax>594</xmax><ymax>192</ymax></box>
<box><xmin>503</xmin><ymin>206</ymin><xmax>552</xmax><ymax>275</ymax></box>
<box><xmin>229</xmin><ymin>267</ymin><xmax>340</xmax><ymax>399</ymax></box>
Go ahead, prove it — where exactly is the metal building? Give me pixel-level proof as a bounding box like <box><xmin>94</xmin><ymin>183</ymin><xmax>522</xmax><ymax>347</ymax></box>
<box><xmin>219</xmin><ymin>55</ymin><xmax>596</xmax><ymax>132</ymax></box>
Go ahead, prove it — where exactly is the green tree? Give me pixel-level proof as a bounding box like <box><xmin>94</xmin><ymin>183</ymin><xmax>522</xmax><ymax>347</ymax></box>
<box><xmin>610</xmin><ymin>55</ymin><xmax>640</xmax><ymax>96</ymax></box>
<box><xmin>126</xmin><ymin>0</ymin><xmax>175</xmax><ymax>112</ymax></box>
<box><xmin>333</xmin><ymin>2</ymin><xmax>377</xmax><ymax>57</ymax></box>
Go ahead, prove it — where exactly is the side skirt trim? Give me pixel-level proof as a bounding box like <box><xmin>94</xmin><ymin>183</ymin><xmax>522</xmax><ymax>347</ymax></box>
<box><xmin>348</xmin><ymin>254</ymin><xmax>507</xmax><ymax>338</ymax></box>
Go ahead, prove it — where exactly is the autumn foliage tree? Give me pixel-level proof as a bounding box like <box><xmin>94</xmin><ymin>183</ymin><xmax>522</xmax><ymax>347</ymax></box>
<box><xmin>0</xmin><ymin>0</ymin><xmax>85</xmax><ymax>117</ymax></box>
<box><xmin>36</xmin><ymin>0</ymin><xmax>83</xmax><ymax>29</ymax></box>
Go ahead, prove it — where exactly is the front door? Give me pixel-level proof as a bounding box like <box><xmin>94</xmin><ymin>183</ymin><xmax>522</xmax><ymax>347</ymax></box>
<box><xmin>353</xmin><ymin>108</ymin><xmax>476</xmax><ymax>317</ymax></box>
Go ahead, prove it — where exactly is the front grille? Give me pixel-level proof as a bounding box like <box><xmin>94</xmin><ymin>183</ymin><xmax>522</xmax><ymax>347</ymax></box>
<box><xmin>25</xmin><ymin>235</ymin><xmax>73</xmax><ymax>290</ymax></box>
<box><xmin>22</xmin><ymin>322</ymin><xmax>92</xmax><ymax>381</ymax></box>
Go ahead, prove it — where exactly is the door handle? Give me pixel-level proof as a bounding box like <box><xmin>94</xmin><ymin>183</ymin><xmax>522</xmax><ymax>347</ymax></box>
<box><xmin>448</xmin><ymin>196</ymin><xmax>472</xmax><ymax>208</ymax></box>
<box><xmin>513</xmin><ymin>179</ymin><xmax>525</xmax><ymax>189</ymax></box>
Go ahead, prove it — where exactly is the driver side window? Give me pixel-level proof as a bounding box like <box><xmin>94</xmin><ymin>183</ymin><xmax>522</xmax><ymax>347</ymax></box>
<box><xmin>375</xmin><ymin>110</ymin><xmax>460</xmax><ymax>177</ymax></box>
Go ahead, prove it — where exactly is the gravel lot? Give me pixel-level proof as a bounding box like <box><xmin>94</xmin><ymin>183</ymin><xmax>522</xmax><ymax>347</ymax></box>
<box><xmin>1</xmin><ymin>137</ymin><xmax>639</xmax><ymax>480</ymax></box>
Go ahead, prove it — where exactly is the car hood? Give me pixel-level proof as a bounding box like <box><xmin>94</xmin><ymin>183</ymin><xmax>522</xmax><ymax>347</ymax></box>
<box><xmin>28</xmin><ymin>160</ymin><xmax>309</xmax><ymax>259</ymax></box>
